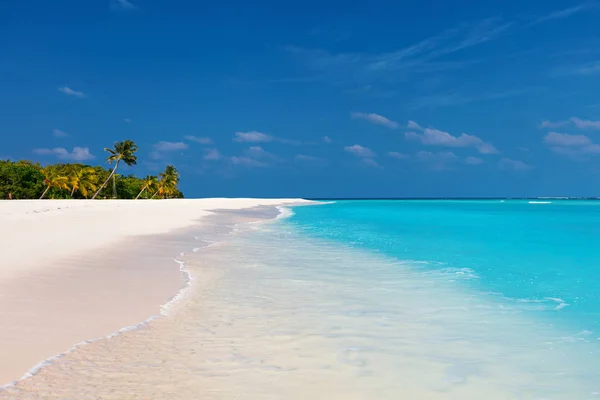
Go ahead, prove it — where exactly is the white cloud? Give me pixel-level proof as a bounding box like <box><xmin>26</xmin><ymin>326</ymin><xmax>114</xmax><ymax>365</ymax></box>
<box><xmin>476</xmin><ymin>143</ymin><xmax>499</xmax><ymax>154</ymax></box>
<box><xmin>150</xmin><ymin>141</ymin><xmax>188</xmax><ymax>160</ymax></box>
<box><xmin>234</xmin><ymin>131</ymin><xmax>274</xmax><ymax>143</ymax></box>
<box><xmin>571</xmin><ymin>117</ymin><xmax>600</xmax><ymax>130</ymax></box>
<box><xmin>58</xmin><ymin>86</ymin><xmax>85</xmax><ymax>98</ymax></box>
<box><xmin>185</xmin><ymin>135</ymin><xmax>213</xmax><ymax>145</ymax></box>
<box><xmin>244</xmin><ymin>146</ymin><xmax>281</xmax><ymax>161</ymax></box>
<box><xmin>233</xmin><ymin>131</ymin><xmax>301</xmax><ymax>145</ymax></box>
<box><xmin>540</xmin><ymin>117</ymin><xmax>600</xmax><ymax>130</ymax></box>
<box><xmin>543</xmin><ymin>131</ymin><xmax>600</xmax><ymax>159</ymax></box>
<box><xmin>203</xmin><ymin>148</ymin><xmax>222</xmax><ymax>161</ymax></box>
<box><xmin>351</xmin><ymin>112</ymin><xmax>399</xmax><ymax>129</ymax></box>
<box><xmin>344</xmin><ymin>144</ymin><xmax>376</xmax><ymax>158</ymax></box>
<box><xmin>532</xmin><ymin>3</ymin><xmax>596</xmax><ymax>24</ymax></box>
<box><xmin>405</xmin><ymin>122</ymin><xmax>498</xmax><ymax>154</ymax></box>
<box><xmin>498</xmin><ymin>157</ymin><xmax>532</xmax><ymax>170</ymax></box>
<box><xmin>230</xmin><ymin>156</ymin><xmax>267</xmax><ymax>167</ymax></box>
<box><xmin>153</xmin><ymin>141</ymin><xmax>188</xmax><ymax>152</ymax></box>
<box><xmin>388</xmin><ymin>151</ymin><xmax>409</xmax><ymax>159</ymax></box>
<box><xmin>416</xmin><ymin>151</ymin><xmax>458</xmax><ymax>161</ymax></box>
<box><xmin>544</xmin><ymin>132</ymin><xmax>592</xmax><ymax>147</ymax></box>
<box><xmin>323</xmin><ymin>136</ymin><xmax>332</xmax><ymax>143</ymax></box>
<box><xmin>361</xmin><ymin>158</ymin><xmax>382</xmax><ymax>168</ymax></box>
<box><xmin>33</xmin><ymin>147</ymin><xmax>95</xmax><ymax>161</ymax></box>
<box><xmin>407</xmin><ymin>120</ymin><xmax>422</xmax><ymax>130</ymax></box>
<box><xmin>295</xmin><ymin>154</ymin><xmax>327</xmax><ymax>165</ymax></box>
<box><xmin>465</xmin><ymin>156</ymin><xmax>484</xmax><ymax>165</ymax></box>
<box><xmin>52</xmin><ymin>129</ymin><xmax>68</xmax><ymax>138</ymax></box>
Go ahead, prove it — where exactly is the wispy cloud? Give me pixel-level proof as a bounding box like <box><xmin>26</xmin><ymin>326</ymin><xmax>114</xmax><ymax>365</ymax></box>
<box><xmin>344</xmin><ymin>144</ymin><xmax>376</xmax><ymax>158</ymax></box>
<box><xmin>153</xmin><ymin>141</ymin><xmax>188</xmax><ymax>152</ymax></box>
<box><xmin>234</xmin><ymin>131</ymin><xmax>273</xmax><ymax>143</ymax></box>
<box><xmin>233</xmin><ymin>131</ymin><xmax>302</xmax><ymax>145</ymax></box>
<box><xmin>388</xmin><ymin>151</ymin><xmax>410</xmax><ymax>159</ymax></box>
<box><xmin>52</xmin><ymin>129</ymin><xmax>68</xmax><ymax>138</ymax></box>
<box><xmin>110</xmin><ymin>0</ymin><xmax>137</xmax><ymax>11</ymax></box>
<box><xmin>498</xmin><ymin>157</ymin><xmax>533</xmax><ymax>170</ymax></box>
<box><xmin>543</xmin><ymin>131</ymin><xmax>600</xmax><ymax>159</ymax></box>
<box><xmin>530</xmin><ymin>2</ymin><xmax>598</xmax><ymax>25</ymax></box>
<box><xmin>322</xmin><ymin>135</ymin><xmax>333</xmax><ymax>143</ymax></box>
<box><xmin>544</xmin><ymin>131</ymin><xmax>593</xmax><ymax>146</ymax></box>
<box><xmin>344</xmin><ymin>144</ymin><xmax>381</xmax><ymax>167</ymax></box>
<box><xmin>540</xmin><ymin>116</ymin><xmax>600</xmax><ymax>130</ymax></box>
<box><xmin>465</xmin><ymin>156</ymin><xmax>485</xmax><ymax>165</ymax></box>
<box><xmin>361</xmin><ymin>158</ymin><xmax>382</xmax><ymax>168</ymax></box>
<box><xmin>284</xmin><ymin>4</ymin><xmax>590</xmax><ymax>96</ymax></box>
<box><xmin>283</xmin><ymin>18</ymin><xmax>510</xmax><ymax>88</ymax></box>
<box><xmin>150</xmin><ymin>141</ymin><xmax>188</xmax><ymax>160</ymax></box>
<box><xmin>185</xmin><ymin>135</ymin><xmax>213</xmax><ymax>145</ymax></box>
<box><xmin>244</xmin><ymin>146</ymin><xmax>282</xmax><ymax>162</ymax></box>
<box><xmin>58</xmin><ymin>86</ymin><xmax>85</xmax><ymax>98</ymax></box>
<box><xmin>571</xmin><ymin>117</ymin><xmax>600</xmax><ymax>129</ymax></box>
<box><xmin>295</xmin><ymin>154</ymin><xmax>328</xmax><ymax>166</ymax></box>
<box><xmin>33</xmin><ymin>147</ymin><xmax>95</xmax><ymax>161</ymax></box>
<box><xmin>351</xmin><ymin>112</ymin><xmax>399</xmax><ymax>129</ymax></box>
<box><xmin>230</xmin><ymin>156</ymin><xmax>267</xmax><ymax>167</ymax></box>
<box><xmin>124</xmin><ymin>118</ymin><xmax>132</xmax><ymax>123</ymax></box>
<box><xmin>203</xmin><ymin>148</ymin><xmax>222</xmax><ymax>161</ymax></box>
<box><xmin>405</xmin><ymin>121</ymin><xmax>498</xmax><ymax>154</ymax></box>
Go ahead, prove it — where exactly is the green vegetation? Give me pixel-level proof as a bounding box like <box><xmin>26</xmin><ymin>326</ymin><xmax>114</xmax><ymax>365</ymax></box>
<box><xmin>0</xmin><ymin>140</ymin><xmax>183</xmax><ymax>200</ymax></box>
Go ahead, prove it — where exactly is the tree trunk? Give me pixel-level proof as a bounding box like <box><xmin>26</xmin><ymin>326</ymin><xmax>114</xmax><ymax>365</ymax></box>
<box><xmin>151</xmin><ymin>189</ymin><xmax>160</xmax><ymax>199</ymax></box>
<box><xmin>91</xmin><ymin>162</ymin><xmax>119</xmax><ymax>200</ymax></box>
<box><xmin>112</xmin><ymin>174</ymin><xmax>117</xmax><ymax>199</ymax></box>
<box><xmin>39</xmin><ymin>185</ymin><xmax>51</xmax><ymax>200</ymax></box>
<box><xmin>135</xmin><ymin>185</ymin><xmax>147</xmax><ymax>200</ymax></box>
<box><xmin>71</xmin><ymin>186</ymin><xmax>76</xmax><ymax>198</ymax></box>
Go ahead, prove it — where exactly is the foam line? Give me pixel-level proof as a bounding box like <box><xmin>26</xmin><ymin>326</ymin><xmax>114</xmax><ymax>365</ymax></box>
<box><xmin>0</xmin><ymin>256</ymin><xmax>193</xmax><ymax>391</ymax></box>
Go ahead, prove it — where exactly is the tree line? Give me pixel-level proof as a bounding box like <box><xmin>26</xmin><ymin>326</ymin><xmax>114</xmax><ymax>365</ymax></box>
<box><xmin>0</xmin><ymin>140</ymin><xmax>183</xmax><ymax>200</ymax></box>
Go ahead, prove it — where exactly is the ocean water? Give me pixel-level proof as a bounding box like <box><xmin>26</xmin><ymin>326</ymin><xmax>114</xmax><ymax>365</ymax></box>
<box><xmin>283</xmin><ymin>200</ymin><xmax>600</xmax><ymax>397</ymax></box>
<box><xmin>3</xmin><ymin>201</ymin><xmax>600</xmax><ymax>399</ymax></box>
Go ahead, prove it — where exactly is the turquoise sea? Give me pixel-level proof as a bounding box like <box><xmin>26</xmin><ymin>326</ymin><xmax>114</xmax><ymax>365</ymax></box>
<box><xmin>277</xmin><ymin>200</ymin><xmax>600</xmax><ymax>398</ymax></box>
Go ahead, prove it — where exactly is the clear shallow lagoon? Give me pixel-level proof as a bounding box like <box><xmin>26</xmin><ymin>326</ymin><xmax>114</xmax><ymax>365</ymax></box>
<box><xmin>289</xmin><ymin>200</ymin><xmax>600</xmax><ymax>332</ymax></box>
<box><xmin>283</xmin><ymin>200</ymin><xmax>600</xmax><ymax>397</ymax></box>
<box><xmin>4</xmin><ymin>201</ymin><xmax>600</xmax><ymax>399</ymax></box>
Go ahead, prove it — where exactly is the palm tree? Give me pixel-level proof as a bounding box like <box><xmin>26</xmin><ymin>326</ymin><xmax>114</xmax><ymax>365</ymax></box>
<box><xmin>91</xmin><ymin>140</ymin><xmax>138</xmax><ymax>199</ymax></box>
<box><xmin>152</xmin><ymin>165</ymin><xmax>179</xmax><ymax>199</ymax></box>
<box><xmin>135</xmin><ymin>175</ymin><xmax>157</xmax><ymax>199</ymax></box>
<box><xmin>68</xmin><ymin>166</ymin><xmax>98</xmax><ymax>198</ymax></box>
<box><xmin>39</xmin><ymin>167</ymin><xmax>70</xmax><ymax>199</ymax></box>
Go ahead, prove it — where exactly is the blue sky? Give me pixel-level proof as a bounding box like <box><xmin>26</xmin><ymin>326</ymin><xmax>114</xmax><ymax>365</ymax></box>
<box><xmin>2</xmin><ymin>0</ymin><xmax>600</xmax><ymax>198</ymax></box>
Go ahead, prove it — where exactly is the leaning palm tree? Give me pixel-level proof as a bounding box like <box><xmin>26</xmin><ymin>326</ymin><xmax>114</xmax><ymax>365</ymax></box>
<box><xmin>39</xmin><ymin>167</ymin><xmax>70</xmax><ymax>199</ymax></box>
<box><xmin>91</xmin><ymin>140</ymin><xmax>138</xmax><ymax>199</ymax></box>
<box><xmin>135</xmin><ymin>175</ymin><xmax>157</xmax><ymax>199</ymax></box>
<box><xmin>69</xmin><ymin>166</ymin><xmax>98</xmax><ymax>198</ymax></box>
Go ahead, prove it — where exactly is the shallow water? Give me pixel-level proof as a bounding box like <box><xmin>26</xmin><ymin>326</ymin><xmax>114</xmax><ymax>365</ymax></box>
<box><xmin>2</xmin><ymin>202</ymin><xmax>599</xmax><ymax>399</ymax></box>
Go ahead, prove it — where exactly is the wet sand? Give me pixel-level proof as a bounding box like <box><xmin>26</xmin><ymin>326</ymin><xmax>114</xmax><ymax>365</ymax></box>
<box><xmin>0</xmin><ymin>199</ymin><xmax>307</xmax><ymax>388</ymax></box>
<box><xmin>0</xmin><ymin>208</ymin><xmax>279</xmax><ymax>399</ymax></box>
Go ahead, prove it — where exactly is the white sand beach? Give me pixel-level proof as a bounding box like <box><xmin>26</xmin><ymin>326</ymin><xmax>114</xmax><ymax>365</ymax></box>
<box><xmin>0</xmin><ymin>199</ymin><xmax>308</xmax><ymax>387</ymax></box>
